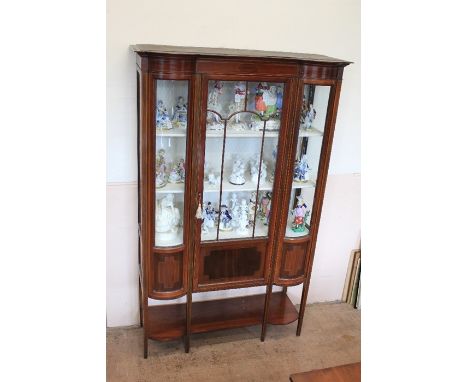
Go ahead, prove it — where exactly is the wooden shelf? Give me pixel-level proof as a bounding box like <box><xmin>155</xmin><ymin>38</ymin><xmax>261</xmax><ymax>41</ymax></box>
<box><xmin>147</xmin><ymin>292</ymin><xmax>298</xmax><ymax>341</ymax></box>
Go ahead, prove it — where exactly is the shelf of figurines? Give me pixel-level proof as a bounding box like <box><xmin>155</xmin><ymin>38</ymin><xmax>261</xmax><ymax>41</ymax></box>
<box><xmin>156</xmin><ymin>126</ymin><xmax>323</xmax><ymax>139</ymax></box>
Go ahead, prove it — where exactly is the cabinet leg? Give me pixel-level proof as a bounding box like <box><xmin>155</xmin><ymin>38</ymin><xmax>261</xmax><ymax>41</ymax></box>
<box><xmin>143</xmin><ymin>335</ymin><xmax>148</xmax><ymax>359</ymax></box>
<box><xmin>184</xmin><ymin>335</ymin><xmax>190</xmax><ymax>353</ymax></box>
<box><xmin>261</xmin><ymin>285</ymin><xmax>272</xmax><ymax>341</ymax></box>
<box><xmin>296</xmin><ymin>281</ymin><xmax>310</xmax><ymax>336</ymax></box>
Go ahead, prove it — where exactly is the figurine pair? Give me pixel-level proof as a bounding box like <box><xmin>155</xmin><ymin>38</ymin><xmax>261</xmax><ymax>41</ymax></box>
<box><xmin>156</xmin><ymin>149</ymin><xmax>185</xmax><ymax>188</ymax></box>
<box><xmin>156</xmin><ymin>97</ymin><xmax>188</xmax><ymax>130</ymax></box>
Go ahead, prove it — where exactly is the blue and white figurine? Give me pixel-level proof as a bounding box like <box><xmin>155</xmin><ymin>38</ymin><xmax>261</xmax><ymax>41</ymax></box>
<box><xmin>172</xmin><ymin>96</ymin><xmax>187</xmax><ymax>128</ymax></box>
<box><xmin>156</xmin><ymin>99</ymin><xmax>173</xmax><ymax>130</ymax></box>
<box><xmin>219</xmin><ymin>205</ymin><xmax>233</xmax><ymax>231</ymax></box>
<box><xmin>202</xmin><ymin>201</ymin><xmax>216</xmax><ymax>234</ymax></box>
<box><xmin>293</xmin><ymin>155</ymin><xmax>311</xmax><ymax>182</ymax></box>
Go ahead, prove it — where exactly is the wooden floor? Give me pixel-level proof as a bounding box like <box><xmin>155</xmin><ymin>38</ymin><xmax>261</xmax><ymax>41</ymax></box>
<box><xmin>107</xmin><ymin>303</ymin><xmax>361</xmax><ymax>382</ymax></box>
<box><xmin>290</xmin><ymin>362</ymin><xmax>361</xmax><ymax>382</ymax></box>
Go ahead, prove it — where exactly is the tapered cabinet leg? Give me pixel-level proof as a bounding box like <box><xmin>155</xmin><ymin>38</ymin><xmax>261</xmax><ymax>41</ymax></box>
<box><xmin>185</xmin><ymin>293</ymin><xmax>192</xmax><ymax>353</ymax></box>
<box><xmin>184</xmin><ymin>336</ymin><xmax>190</xmax><ymax>353</ymax></box>
<box><xmin>296</xmin><ymin>281</ymin><xmax>310</xmax><ymax>336</ymax></box>
<box><xmin>143</xmin><ymin>335</ymin><xmax>148</xmax><ymax>358</ymax></box>
<box><xmin>261</xmin><ymin>285</ymin><xmax>273</xmax><ymax>341</ymax></box>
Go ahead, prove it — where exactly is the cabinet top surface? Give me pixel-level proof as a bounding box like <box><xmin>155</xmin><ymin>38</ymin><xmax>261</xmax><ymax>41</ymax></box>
<box><xmin>131</xmin><ymin>44</ymin><xmax>351</xmax><ymax>65</ymax></box>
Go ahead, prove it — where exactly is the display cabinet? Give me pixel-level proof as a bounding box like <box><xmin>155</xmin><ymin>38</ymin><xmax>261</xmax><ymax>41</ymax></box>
<box><xmin>133</xmin><ymin>44</ymin><xmax>351</xmax><ymax>358</ymax></box>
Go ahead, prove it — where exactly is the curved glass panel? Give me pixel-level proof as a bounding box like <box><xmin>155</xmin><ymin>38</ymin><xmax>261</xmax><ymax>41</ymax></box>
<box><xmin>202</xmin><ymin>80</ymin><xmax>283</xmax><ymax>241</ymax></box>
<box><xmin>285</xmin><ymin>85</ymin><xmax>330</xmax><ymax>238</ymax></box>
<box><xmin>154</xmin><ymin>79</ymin><xmax>189</xmax><ymax>247</ymax></box>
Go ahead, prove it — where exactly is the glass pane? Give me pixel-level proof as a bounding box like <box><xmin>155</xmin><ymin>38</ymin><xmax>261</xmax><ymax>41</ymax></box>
<box><xmin>202</xmin><ymin>80</ymin><xmax>283</xmax><ymax>241</ymax></box>
<box><xmin>285</xmin><ymin>85</ymin><xmax>330</xmax><ymax>238</ymax></box>
<box><xmin>154</xmin><ymin>79</ymin><xmax>188</xmax><ymax>247</ymax></box>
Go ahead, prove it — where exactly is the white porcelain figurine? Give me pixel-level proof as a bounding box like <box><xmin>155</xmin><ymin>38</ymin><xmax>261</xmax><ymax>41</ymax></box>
<box><xmin>229</xmin><ymin>156</ymin><xmax>246</xmax><ymax>185</ymax></box>
<box><xmin>230</xmin><ymin>193</ymin><xmax>239</xmax><ymax>228</ymax></box>
<box><xmin>236</xmin><ymin>199</ymin><xmax>250</xmax><ymax>234</ymax></box>
<box><xmin>250</xmin><ymin>156</ymin><xmax>267</xmax><ymax>185</ymax></box>
<box><xmin>155</xmin><ymin>194</ymin><xmax>180</xmax><ymax>242</ymax></box>
<box><xmin>208</xmin><ymin>81</ymin><xmax>223</xmax><ymax>110</ymax></box>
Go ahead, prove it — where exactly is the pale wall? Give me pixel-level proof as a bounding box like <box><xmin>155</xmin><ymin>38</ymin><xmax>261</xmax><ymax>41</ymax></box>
<box><xmin>107</xmin><ymin>0</ymin><xmax>360</xmax><ymax>327</ymax></box>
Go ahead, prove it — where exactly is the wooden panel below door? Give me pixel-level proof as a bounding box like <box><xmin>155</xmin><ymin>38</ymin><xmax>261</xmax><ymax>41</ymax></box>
<box><xmin>197</xmin><ymin>241</ymin><xmax>267</xmax><ymax>289</ymax></box>
<box><xmin>278</xmin><ymin>241</ymin><xmax>308</xmax><ymax>280</ymax></box>
<box><xmin>151</xmin><ymin>251</ymin><xmax>184</xmax><ymax>295</ymax></box>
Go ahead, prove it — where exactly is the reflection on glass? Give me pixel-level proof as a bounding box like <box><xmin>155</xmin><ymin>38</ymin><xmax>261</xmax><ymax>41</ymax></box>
<box><xmin>202</xmin><ymin>80</ymin><xmax>283</xmax><ymax>241</ymax></box>
<box><xmin>285</xmin><ymin>85</ymin><xmax>330</xmax><ymax>238</ymax></box>
<box><xmin>154</xmin><ymin>80</ymin><xmax>188</xmax><ymax>247</ymax></box>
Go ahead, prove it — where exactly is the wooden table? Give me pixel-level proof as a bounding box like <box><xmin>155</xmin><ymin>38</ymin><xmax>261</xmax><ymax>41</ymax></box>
<box><xmin>290</xmin><ymin>362</ymin><xmax>360</xmax><ymax>382</ymax></box>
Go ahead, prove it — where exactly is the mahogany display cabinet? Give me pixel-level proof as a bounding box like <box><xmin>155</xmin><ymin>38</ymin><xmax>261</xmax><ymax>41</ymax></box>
<box><xmin>133</xmin><ymin>44</ymin><xmax>351</xmax><ymax>358</ymax></box>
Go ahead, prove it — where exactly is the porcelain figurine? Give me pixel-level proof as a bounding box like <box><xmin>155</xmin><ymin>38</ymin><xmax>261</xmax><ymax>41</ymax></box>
<box><xmin>263</xmin><ymin>85</ymin><xmax>277</xmax><ymax>118</ymax></box>
<box><xmin>250</xmin><ymin>156</ymin><xmax>267</xmax><ymax>185</ymax></box>
<box><xmin>202</xmin><ymin>201</ymin><xmax>216</xmax><ymax>233</ymax></box>
<box><xmin>227</xmin><ymin>103</ymin><xmax>248</xmax><ymax>130</ymax></box>
<box><xmin>229</xmin><ymin>156</ymin><xmax>246</xmax><ymax>185</ymax></box>
<box><xmin>291</xmin><ymin>196</ymin><xmax>310</xmax><ymax>232</ymax></box>
<box><xmin>207</xmin><ymin>172</ymin><xmax>221</xmax><ymax>186</ymax></box>
<box><xmin>233</xmin><ymin>82</ymin><xmax>246</xmax><ymax>122</ymax></box>
<box><xmin>293</xmin><ymin>155</ymin><xmax>310</xmax><ymax>182</ymax></box>
<box><xmin>208</xmin><ymin>81</ymin><xmax>223</xmax><ymax>110</ymax></box>
<box><xmin>155</xmin><ymin>149</ymin><xmax>168</xmax><ymax>188</ymax></box>
<box><xmin>156</xmin><ymin>99</ymin><xmax>173</xmax><ymax>130</ymax></box>
<box><xmin>229</xmin><ymin>193</ymin><xmax>240</xmax><ymax>228</ymax></box>
<box><xmin>248</xmin><ymin>192</ymin><xmax>257</xmax><ymax>226</ymax></box>
<box><xmin>206</xmin><ymin>111</ymin><xmax>224</xmax><ymax>131</ymax></box>
<box><xmin>255</xmin><ymin>82</ymin><xmax>268</xmax><ymax>116</ymax></box>
<box><xmin>219</xmin><ymin>204</ymin><xmax>233</xmax><ymax>231</ymax></box>
<box><xmin>168</xmin><ymin>159</ymin><xmax>184</xmax><ymax>183</ymax></box>
<box><xmin>236</xmin><ymin>199</ymin><xmax>249</xmax><ymax>234</ymax></box>
<box><xmin>177</xmin><ymin>158</ymin><xmax>185</xmax><ymax>181</ymax></box>
<box><xmin>304</xmin><ymin>104</ymin><xmax>317</xmax><ymax>129</ymax></box>
<box><xmin>300</xmin><ymin>95</ymin><xmax>308</xmax><ymax>127</ymax></box>
<box><xmin>172</xmin><ymin>96</ymin><xmax>188</xmax><ymax>128</ymax></box>
<box><xmin>155</xmin><ymin>194</ymin><xmax>180</xmax><ymax>241</ymax></box>
<box><xmin>259</xmin><ymin>191</ymin><xmax>272</xmax><ymax>225</ymax></box>
<box><xmin>275</xmin><ymin>86</ymin><xmax>283</xmax><ymax>112</ymax></box>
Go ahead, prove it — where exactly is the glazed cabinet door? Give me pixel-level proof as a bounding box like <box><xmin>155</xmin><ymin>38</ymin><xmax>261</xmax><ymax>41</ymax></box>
<box><xmin>148</xmin><ymin>77</ymin><xmax>193</xmax><ymax>299</ymax></box>
<box><xmin>274</xmin><ymin>82</ymin><xmax>334</xmax><ymax>285</ymax></box>
<box><xmin>193</xmin><ymin>78</ymin><xmax>292</xmax><ymax>291</ymax></box>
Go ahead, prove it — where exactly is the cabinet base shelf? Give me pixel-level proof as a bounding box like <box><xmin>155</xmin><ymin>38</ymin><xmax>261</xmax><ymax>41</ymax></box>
<box><xmin>147</xmin><ymin>292</ymin><xmax>298</xmax><ymax>341</ymax></box>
